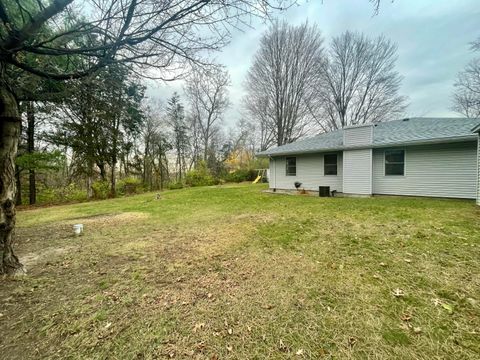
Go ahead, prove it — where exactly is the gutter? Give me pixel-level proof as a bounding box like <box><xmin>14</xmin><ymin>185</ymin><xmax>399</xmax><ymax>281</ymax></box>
<box><xmin>256</xmin><ymin>135</ymin><xmax>478</xmax><ymax>157</ymax></box>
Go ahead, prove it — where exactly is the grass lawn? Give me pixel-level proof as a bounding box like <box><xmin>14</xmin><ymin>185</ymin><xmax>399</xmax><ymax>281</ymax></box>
<box><xmin>1</xmin><ymin>184</ymin><xmax>479</xmax><ymax>359</ymax></box>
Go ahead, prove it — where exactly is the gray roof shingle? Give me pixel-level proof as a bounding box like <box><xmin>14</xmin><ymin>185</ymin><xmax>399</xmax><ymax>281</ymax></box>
<box><xmin>257</xmin><ymin>117</ymin><xmax>480</xmax><ymax>156</ymax></box>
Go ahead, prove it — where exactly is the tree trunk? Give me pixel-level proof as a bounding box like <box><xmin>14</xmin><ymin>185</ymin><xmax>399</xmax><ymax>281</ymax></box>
<box><xmin>87</xmin><ymin>159</ymin><xmax>94</xmax><ymax>199</ymax></box>
<box><xmin>110</xmin><ymin>119</ymin><xmax>119</xmax><ymax>197</ymax></box>
<box><xmin>0</xmin><ymin>86</ymin><xmax>25</xmax><ymax>275</ymax></box>
<box><xmin>15</xmin><ymin>165</ymin><xmax>22</xmax><ymax>206</ymax></box>
<box><xmin>26</xmin><ymin>102</ymin><xmax>36</xmax><ymax>205</ymax></box>
<box><xmin>97</xmin><ymin>162</ymin><xmax>107</xmax><ymax>181</ymax></box>
<box><xmin>110</xmin><ymin>163</ymin><xmax>116</xmax><ymax>197</ymax></box>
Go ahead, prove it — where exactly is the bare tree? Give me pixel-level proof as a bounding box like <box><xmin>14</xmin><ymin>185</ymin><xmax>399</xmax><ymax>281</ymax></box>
<box><xmin>185</xmin><ymin>67</ymin><xmax>230</xmax><ymax>161</ymax></box>
<box><xmin>244</xmin><ymin>94</ymin><xmax>275</xmax><ymax>150</ymax></box>
<box><xmin>185</xmin><ymin>113</ymin><xmax>203</xmax><ymax>170</ymax></box>
<box><xmin>244</xmin><ymin>21</ymin><xmax>324</xmax><ymax>147</ymax></box>
<box><xmin>141</xmin><ymin>106</ymin><xmax>171</xmax><ymax>191</ymax></box>
<box><xmin>166</xmin><ymin>93</ymin><xmax>189</xmax><ymax>182</ymax></box>
<box><xmin>452</xmin><ymin>39</ymin><xmax>480</xmax><ymax>118</ymax></box>
<box><xmin>311</xmin><ymin>31</ymin><xmax>407</xmax><ymax>131</ymax></box>
<box><xmin>0</xmin><ymin>0</ymin><xmax>291</xmax><ymax>275</ymax></box>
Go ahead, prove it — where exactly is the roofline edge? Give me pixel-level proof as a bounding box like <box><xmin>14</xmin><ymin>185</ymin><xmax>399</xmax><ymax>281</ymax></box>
<box><xmin>256</xmin><ymin>135</ymin><xmax>478</xmax><ymax>157</ymax></box>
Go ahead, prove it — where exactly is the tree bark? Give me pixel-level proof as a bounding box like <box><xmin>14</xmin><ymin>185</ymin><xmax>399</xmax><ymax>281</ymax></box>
<box><xmin>86</xmin><ymin>159</ymin><xmax>94</xmax><ymax>199</ymax></box>
<box><xmin>0</xmin><ymin>85</ymin><xmax>25</xmax><ymax>275</ymax></box>
<box><xmin>110</xmin><ymin>119</ymin><xmax>120</xmax><ymax>197</ymax></box>
<box><xmin>26</xmin><ymin>102</ymin><xmax>36</xmax><ymax>205</ymax></box>
<box><xmin>15</xmin><ymin>165</ymin><xmax>22</xmax><ymax>206</ymax></box>
<box><xmin>97</xmin><ymin>162</ymin><xmax>107</xmax><ymax>181</ymax></box>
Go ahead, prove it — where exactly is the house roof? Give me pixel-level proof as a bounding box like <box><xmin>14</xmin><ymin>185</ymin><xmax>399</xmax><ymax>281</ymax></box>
<box><xmin>257</xmin><ymin>117</ymin><xmax>480</xmax><ymax>157</ymax></box>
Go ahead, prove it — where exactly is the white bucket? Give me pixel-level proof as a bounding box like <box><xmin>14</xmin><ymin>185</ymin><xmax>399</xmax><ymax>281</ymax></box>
<box><xmin>73</xmin><ymin>224</ymin><xmax>84</xmax><ymax>236</ymax></box>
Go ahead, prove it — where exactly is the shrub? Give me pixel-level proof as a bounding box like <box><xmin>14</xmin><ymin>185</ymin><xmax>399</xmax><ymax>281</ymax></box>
<box><xmin>63</xmin><ymin>183</ymin><xmax>88</xmax><ymax>202</ymax></box>
<box><xmin>92</xmin><ymin>180</ymin><xmax>110</xmax><ymax>199</ymax></box>
<box><xmin>168</xmin><ymin>182</ymin><xmax>184</xmax><ymax>190</ymax></box>
<box><xmin>117</xmin><ymin>177</ymin><xmax>143</xmax><ymax>195</ymax></box>
<box><xmin>36</xmin><ymin>183</ymin><xmax>87</xmax><ymax>204</ymax></box>
<box><xmin>36</xmin><ymin>187</ymin><xmax>58</xmax><ymax>204</ymax></box>
<box><xmin>224</xmin><ymin>169</ymin><xmax>257</xmax><ymax>183</ymax></box>
<box><xmin>185</xmin><ymin>162</ymin><xmax>217</xmax><ymax>187</ymax></box>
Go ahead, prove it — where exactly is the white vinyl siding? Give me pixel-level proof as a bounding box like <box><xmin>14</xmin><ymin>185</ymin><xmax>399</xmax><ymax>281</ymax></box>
<box><xmin>373</xmin><ymin>142</ymin><xmax>478</xmax><ymax>199</ymax></box>
<box><xmin>343</xmin><ymin>125</ymin><xmax>373</xmax><ymax>146</ymax></box>
<box><xmin>343</xmin><ymin>149</ymin><xmax>373</xmax><ymax>195</ymax></box>
<box><xmin>269</xmin><ymin>153</ymin><xmax>343</xmax><ymax>192</ymax></box>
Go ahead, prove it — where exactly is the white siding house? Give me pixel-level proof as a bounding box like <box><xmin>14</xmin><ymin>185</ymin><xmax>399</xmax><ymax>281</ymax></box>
<box><xmin>258</xmin><ymin>118</ymin><xmax>480</xmax><ymax>202</ymax></box>
<box><xmin>343</xmin><ymin>149</ymin><xmax>372</xmax><ymax>195</ymax></box>
<box><xmin>269</xmin><ymin>153</ymin><xmax>343</xmax><ymax>192</ymax></box>
<box><xmin>372</xmin><ymin>143</ymin><xmax>477</xmax><ymax>199</ymax></box>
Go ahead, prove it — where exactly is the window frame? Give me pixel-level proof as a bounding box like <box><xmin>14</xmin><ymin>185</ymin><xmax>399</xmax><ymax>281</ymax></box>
<box><xmin>323</xmin><ymin>153</ymin><xmax>338</xmax><ymax>176</ymax></box>
<box><xmin>285</xmin><ymin>156</ymin><xmax>297</xmax><ymax>176</ymax></box>
<box><xmin>384</xmin><ymin>149</ymin><xmax>406</xmax><ymax>176</ymax></box>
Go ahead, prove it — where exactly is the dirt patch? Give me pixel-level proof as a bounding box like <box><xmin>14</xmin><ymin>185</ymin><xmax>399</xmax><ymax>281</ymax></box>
<box><xmin>21</xmin><ymin>246</ymin><xmax>74</xmax><ymax>267</ymax></box>
<box><xmin>67</xmin><ymin>211</ymin><xmax>148</xmax><ymax>226</ymax></box>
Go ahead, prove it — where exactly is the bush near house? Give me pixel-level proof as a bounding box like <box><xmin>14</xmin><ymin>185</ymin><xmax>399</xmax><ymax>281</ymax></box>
<box><xmin>224</xmin><ymin>168</ymin><xmax>258</xmax><ymax>183</ymax></box>
<box><xmin>185</xmin><ymin>162</ymin><xmax>219</xmax><ymax>187</ymax></box>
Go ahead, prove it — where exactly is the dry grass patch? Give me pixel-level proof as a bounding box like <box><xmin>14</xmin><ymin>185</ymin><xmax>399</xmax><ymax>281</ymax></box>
<box><xmin>0</xmin><ymin>185</ymin><xmax>479</xmax><ymax>359</ymax></box>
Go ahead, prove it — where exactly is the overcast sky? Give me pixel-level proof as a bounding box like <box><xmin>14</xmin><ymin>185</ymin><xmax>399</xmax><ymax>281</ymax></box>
<box><xmin>147</xmin><ymin>0</ymin><xmax>480</xmax><ymax>128</ymax></box>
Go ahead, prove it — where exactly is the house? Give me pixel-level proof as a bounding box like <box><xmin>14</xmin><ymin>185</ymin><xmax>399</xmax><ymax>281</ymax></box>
<box><xmin>257</xmin><ymin>118</ymin><xmax>480</xmax><ymax>204</ymax></box>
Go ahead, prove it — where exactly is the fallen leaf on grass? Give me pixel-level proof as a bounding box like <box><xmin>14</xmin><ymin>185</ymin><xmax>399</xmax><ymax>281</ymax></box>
<box><xmin>347</xmin><ymin>337</ymin><xmax>357</xmax><ymax>348</ymax></box>
<box><xmin>278</xmin><ymin>339</ymin><xmax>289</xmax><ymax>352</ymax></box>
<box><xmin>193</xmin><ymin>323</ymin><xmax>205</xmax><ymax>332</ymax></box>
<box><xmin>296</xmin><ymin>349</ymin><xmax>304</xmax><ymax>356</ymax></box>
<box><xmin>195</xmin><ymin>342</ymin><xmax>206</xmax><ymax>352</ymax></box>
<box><xmin>466</xmin><ymin>298</ymin><xmax>477</xmax><ymax>306</ymax></box>
<box><xmin>441</xmin><ymin>303</ymin><xmax>454</xmax><ymax>314</ymax></box>
<box><xmin>393</xmin><ymin>289</ymin><xmax>405</xmax><ymax>297</ymax></box>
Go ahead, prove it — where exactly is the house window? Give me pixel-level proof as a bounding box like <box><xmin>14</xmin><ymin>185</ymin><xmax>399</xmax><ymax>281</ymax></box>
<box><xmin>324</xmin><ymin>154</ymin><xmax>338</xmax><ymax>175</ymax></box>
<box><xmin>286</xmin><ymin>157</ymin><xmax>296</xmax><ymax>176</ymax></box>
<box><xmin>385</xmin><ymin>149</ymin><xmax>405</xmax><ymax>176</ymax></box>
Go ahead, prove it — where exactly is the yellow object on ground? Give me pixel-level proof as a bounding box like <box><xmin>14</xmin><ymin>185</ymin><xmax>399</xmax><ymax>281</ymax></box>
<box><xmin>252</xmin><ymin>175</ymin><xmax>262</xmax><ymax>184</ymax></box>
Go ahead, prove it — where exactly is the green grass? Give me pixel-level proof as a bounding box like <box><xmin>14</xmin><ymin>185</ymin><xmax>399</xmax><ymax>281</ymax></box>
<box><xmin>1</xmin><ymin>184</ymin><xmax>479</xmax><ymax>359</ymax></box>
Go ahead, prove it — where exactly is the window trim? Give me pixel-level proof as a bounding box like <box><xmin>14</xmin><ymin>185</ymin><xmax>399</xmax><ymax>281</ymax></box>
<box><xmin>323</xmin><ymin>153</ymin><xmax>338</xmax><ymax>176</ymax></box>
<box><xmin>285</xmin><ymin>156</ymin><xmax>297</xmax><ymax>176</ymax></box>
<box><xmin>384</xmin><ymin>149</ymin><xmax>406</xmax><ymax>176</ymax></box>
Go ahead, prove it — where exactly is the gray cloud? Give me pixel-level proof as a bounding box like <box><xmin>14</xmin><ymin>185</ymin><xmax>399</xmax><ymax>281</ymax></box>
<box><xmin>148</xmin><ymin>0</ymin><xmax>480</xmax><ymax>126</ymax></box>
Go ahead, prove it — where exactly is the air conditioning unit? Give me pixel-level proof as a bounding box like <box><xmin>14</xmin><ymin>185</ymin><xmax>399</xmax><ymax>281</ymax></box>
<box><xmin>319</xmin><ymin>186</ymin><xmax>330</xmax><ymax>197</ymax></box>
